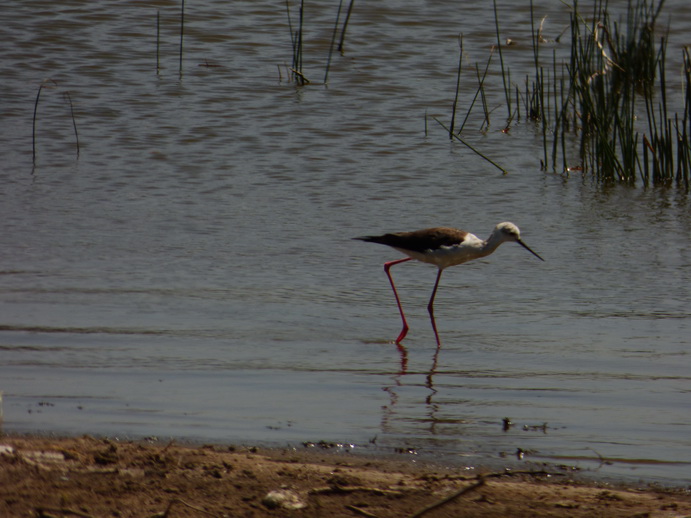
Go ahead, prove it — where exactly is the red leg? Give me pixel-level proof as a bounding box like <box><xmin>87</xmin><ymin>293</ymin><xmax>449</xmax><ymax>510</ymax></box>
<box><xmin>427</xmin><ymin>268</ymin><xmax>444</xmax><ymax>346</ymax></box>
<box><xmin>383</xmin><ymin>257</ymin><xmax>413</xmax><ymax>345</ymax></box>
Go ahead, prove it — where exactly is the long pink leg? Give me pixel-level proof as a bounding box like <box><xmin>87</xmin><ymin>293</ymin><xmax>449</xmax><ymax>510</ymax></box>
<box><xmin>383</xmin><ymin>257</ymin><xmax>413</xmax><ymax>344</ymax></box>
<box><xmin>427</xmin><ymin>268</ymin><xmax>444</xmax><ymax>346</ymax></box>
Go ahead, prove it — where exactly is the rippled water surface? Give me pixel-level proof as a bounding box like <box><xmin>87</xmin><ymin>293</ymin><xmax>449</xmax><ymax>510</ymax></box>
<box><xmin>1</xmin><ymin>1</ymin><xmax>691</xmax><ymax>486</ymax></box>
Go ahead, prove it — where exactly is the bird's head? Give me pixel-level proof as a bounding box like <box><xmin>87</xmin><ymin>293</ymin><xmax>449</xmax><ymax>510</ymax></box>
<box><xmin>494</xmin><ymin>222</ymin><xmax>544</xmax><ymax>261</ymax></box>
<box><xmin>495</xmin><ymin>222</ymin><xmax>522</xmax><ymax>242</ymax></box>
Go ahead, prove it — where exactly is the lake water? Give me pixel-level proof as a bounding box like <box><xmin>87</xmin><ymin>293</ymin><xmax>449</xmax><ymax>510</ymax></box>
<box><xmin>1</xmin><ymin>1</ymin><xmax>690</xmax><ymax>487</ymax></box>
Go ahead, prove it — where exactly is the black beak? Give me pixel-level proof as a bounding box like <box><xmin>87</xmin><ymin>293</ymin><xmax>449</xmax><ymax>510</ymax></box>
<box><xmin>518</xmin><ymin>239</ymin><xmax>545</xmax><ymax>261</ymax></box>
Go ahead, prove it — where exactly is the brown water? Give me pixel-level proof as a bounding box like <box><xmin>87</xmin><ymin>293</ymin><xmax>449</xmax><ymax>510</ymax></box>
<box><xmin>1</xmin><ymin>1</ymin><xmax>691</xmax><ymax>486</ymax></box>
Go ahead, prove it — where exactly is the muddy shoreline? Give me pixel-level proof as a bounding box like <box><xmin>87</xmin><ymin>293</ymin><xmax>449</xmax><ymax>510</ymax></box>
<box><xmin>1</xmin><ymin>433</ymin><xmax>690</xmax><ymax>517</ymax></box>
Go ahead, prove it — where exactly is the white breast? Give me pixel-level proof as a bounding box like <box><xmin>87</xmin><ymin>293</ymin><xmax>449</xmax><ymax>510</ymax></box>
<box><xmin>395</xmin><ymin>236</ymin><xmax>486</xmax><ymax>269</ymax></box>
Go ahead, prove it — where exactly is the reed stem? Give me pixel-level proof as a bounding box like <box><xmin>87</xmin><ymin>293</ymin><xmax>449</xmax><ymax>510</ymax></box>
<box><xmin>178</xmin><ymin>0</ymin><xmax>185</xmax><ymax>77</ymax></box>
<box><xmin>449</xmin><ymin>35</ymin><xmax>463</xmax><ymax>137</ymax></box>
<box><xmin>434</xmin><ymin>117</ymin><xmax>508</xmax><ymax>174</ymax></box>
<box><xmin>32</xmin><ymin>83</ymin><xmax>45</xmax><ymax>164</ymax></box>
<box><xmin>32</xmin><ymin>80</ymin><xmax>79</xmax><ymax>163</ymax></box>
<box><xmin>324</xmin><ymin>0</ymin><xmax>344</xmax><ymax>84</ymax></box>
<box><xmin>156</xmin><ymin>10</ymin><xmax>160</xmax><ymax>75</ymax></box>
<box><xmin>64</xmin><ymin>91</ymin><xmax>80</xmax><ymax>158</ymax></box>
<box><xmin>493</xmin><ymin>0</ymin><xmax>512</xmax><ymax>122</ymax></box>
<box><xmin>338</xmin><ymin>0</ymin><xmax>355</xmax><ymax>53</ymax></box>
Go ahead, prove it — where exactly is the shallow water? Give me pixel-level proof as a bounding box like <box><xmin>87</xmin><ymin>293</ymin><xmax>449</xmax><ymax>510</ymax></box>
<box><xmin>1</xmin><ymin>1</ymin><xmax>691</xmax><ymax>486</ymax></box>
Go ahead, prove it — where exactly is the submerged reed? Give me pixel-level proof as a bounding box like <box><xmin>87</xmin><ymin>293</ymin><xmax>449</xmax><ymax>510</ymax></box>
<box><xmin>63</xmin><ymin>91</ymin><xmax>80</xmax><ymax>158</ymax></box>
<box><xmin>32</xmin><ymin>81</ymin><xmax>48</xmax><ymax>163</ymax></box>
<box><xmin>337</xmin><ymin>0</ymin><xmax>355</xmax><ymax>53</ymax></box>
<box><xmin>285</xmin><ymin>1</ymin><xmax>355</xmax><ymax>86</ymax></box>
<box><xmin>286</xmin><ymin>0</ymin><xmax>309</xmax><ymax>85</ymax></box>
<box><xmin>493</xmin><ymin>0</ymin><xmax>512</xmax><ymax>124</ymax></box>
<box><xmin>324</xmin><ymin>0</ymin><xmax>344</xmax><ymax>84</ymax></box>
<box><xmin>449</xmin><ymin>36</ymin><xmax>464</xmax><ymax>136</ymax></box>
<box><xmin>156</xmin><ymin>10</ymin><xmax>160</xmax><ymax>75</ymax></box>
<box><xmin>179</xmin><ymin>0</ymin><xmax>185</xmax><ymax>76</ymax></box>
<box><xmin>32</xmin><ymin>80</ymin><xmax>80</xmax><ymax>163</ymax></box>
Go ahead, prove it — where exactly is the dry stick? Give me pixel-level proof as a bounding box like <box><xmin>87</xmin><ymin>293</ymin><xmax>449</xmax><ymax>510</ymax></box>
<box><xmin>408</xmin><ymin>477</ymin><xmax>486</xmax><ymax>518</ymax></box>
<box><xmin>150</xmin><ymin>498</ymin><xmax>217</xmax><ymax>518</ymax></box>
<box><xmin>290</xmin><ymin>67</ymin><xmax>310</xmax><ymax>84</ymax></box>
<box><xmin>36</xmin><ymin>507</ymin><xmax>95</xmax><ymax>518</ymax></box>
<box><xmin>434</xmin><ymin>117</ymin><xmax>509</xmax><ymax>174</ymax></box>
<box><xmin>324</xmin><ymin>0</ymin><xmax>344</xmax><ymax>84</ymax></box>
<box><xmin>160</xmin><ymin>438</ymin><xmax>176</xmax><ymax>454</ymax></box>
<box><xmin>345</xmin><ymin>504</ymin><xmax>378</xmax><ymax>518</ymax></box>
<box><xmin>337</xmin><ymin>0</ymin><xmax>355</xmax><ymax>53</ymax></box>
<box><xmin>487</xmin><ymin>469</ymin><xmax>567</xmax><ymax>483</ymax></box>
<box><xmin>408</xmin><ymin>470</ymin><xmax>558</xmax><ymax>518</ymax></box>
<box><xmin>63</xmin><ymin>91</ymin><xmax>80</xmax><ymax>158</ymax></box>
<box><xmin>310</xmin><ymin>486</ymin><xmax>404</xmax><ymax>496</ymax></box>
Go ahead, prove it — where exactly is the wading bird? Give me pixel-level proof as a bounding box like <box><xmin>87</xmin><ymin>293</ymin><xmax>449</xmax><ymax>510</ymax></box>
<box><xmin>355</xmin><ymin>222</ymin><xmax>544</xmax><ymax>346</ymax></box>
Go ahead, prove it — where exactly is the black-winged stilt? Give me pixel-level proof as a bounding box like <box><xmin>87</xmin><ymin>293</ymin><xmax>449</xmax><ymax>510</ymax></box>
<box><xmin>355</xmin><ymin>222</ymin><xmax>544</xmax><ymax>346</ymax></box>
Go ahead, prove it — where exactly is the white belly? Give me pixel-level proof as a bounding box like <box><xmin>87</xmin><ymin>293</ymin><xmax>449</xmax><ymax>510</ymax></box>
<box><xmin>396</xmin><ymin>244</ymin><xmax>485</xmax><ymax>269</ymax></box>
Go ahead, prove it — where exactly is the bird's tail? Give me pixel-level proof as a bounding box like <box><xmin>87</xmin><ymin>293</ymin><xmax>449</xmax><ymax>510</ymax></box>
<box><xmin>353</xmin><ymin>235</ymin><xmax>394</xmax><ymax>245</ymax></box>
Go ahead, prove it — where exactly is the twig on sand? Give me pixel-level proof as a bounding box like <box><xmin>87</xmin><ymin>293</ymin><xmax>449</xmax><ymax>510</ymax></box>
<box><xmin>149</xmin><ymin>498</ymin><xmax>216</xmax><ymax>518</ymax></box>
<box><xmin>310</xmin><ymin>485</ymin><xmax>404</xmax><ymax>496</ymax></box>
<box><xmin>408</xmin><ymin>469</ymin><xmax>561</xmax><ymax>518</ymax></box>
<box><xmin>346</xmin><ymin>504</ymin><xmax>379</xmax><ymax>517</ymax></box>
<box><xmin>408</xmin><ymin>477</ymin><xmax>486</xmax><ymax>518</ymax></box>
<box><xmin>36</xmin><ymin>508</ymin><xmax>95</xmax><ymax>518</ymax></box>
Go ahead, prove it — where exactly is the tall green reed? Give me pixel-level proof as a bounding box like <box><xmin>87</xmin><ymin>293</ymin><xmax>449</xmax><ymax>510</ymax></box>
<box><xmin>524</xmin><ymin>0</ymin><xmax>688</xmax><ymax>189</ymax></box>
<box><xmin>449</xmin><ymin>0</ymin><xmax>687</xmax><ymax>188</ymax></box>
<box><xmin>573</xmin><ymin>0</ymin><xmax>681</xmax><ymax>185</ymax></box>
<box><xmin>286</xmin><ymin>0</ymin><xmax>309</xmax><ymax>85</ymax></box>
<box><xmin>179</xmin><ymin>0</ymin><xmax>185</xmax><ymax>77</ymax></box>
<box><xmin>285</xmin><ymin>1</ymin><xmax>356</xmax><ymax>86</ymax></box>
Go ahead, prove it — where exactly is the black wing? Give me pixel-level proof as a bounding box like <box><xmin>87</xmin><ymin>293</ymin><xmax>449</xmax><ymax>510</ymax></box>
<box><xmin>354</xmin><ymin>227</ymin><xmax>468</xmax><ymax>253</ymax></box>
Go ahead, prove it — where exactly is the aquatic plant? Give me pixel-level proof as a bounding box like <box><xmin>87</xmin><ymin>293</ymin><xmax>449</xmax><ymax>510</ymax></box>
<box><xmin>32</xmin><ymin>80</ymin><xmax>80</xmax><ymax>164</ymax></box>
<box><xmin>337</xmin><ymin>0</ymin><xmax>355</xmax><ymax>53</ymax></box>
<box><xmin>444</xmin><ymin>37</ymin><xmax>508</xmax><ymax>173</ymax></box>
<box><xmin>532</xmin><ymin>0</ymin><xmax>689</xmax><ymax>188</ymax></box>
<box><xmin>156</xmin><ymin>10</ymin><xmax>161</xmax><ymax>75</ymax></box>
<box><xmin>285</xmin><ymin>0</ymin><xmax>355</xmax><ymax>86</ymax></box>
<box><xmin>493</xmin><ymin>0</ymin><xmax>513</xmax><ymax>125</ymax></box>
<box><xmin>286</xmin><ymin>0</ymin><xmax>307</xmax><ymax>84</ymax></box>
<box><xmin>450</xmin><ymin>0</ymin><xmax>689</xmax><ymax>189</ymax></box>
<box><xmin>179</xmin><ymin>0</ymin><xmax>185</xmax><ymax>76</ymax></box>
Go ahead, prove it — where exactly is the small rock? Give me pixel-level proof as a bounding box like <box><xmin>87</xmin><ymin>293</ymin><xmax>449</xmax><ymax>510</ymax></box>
<box><xmin>262</xmin><ymin>489</ymin><xmax>306</xmax><ymax>510</ymax></box>
<box><xmin>0</xmin><ymin>445</ymin><xmax>15</xmax><ymax>456</ymax></box>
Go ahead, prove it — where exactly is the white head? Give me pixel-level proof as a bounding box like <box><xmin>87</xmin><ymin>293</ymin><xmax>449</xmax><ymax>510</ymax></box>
<box><xmin>494</xmin><ymin>222</ymin><xmax>522</xmax><ymax>243</ymax></box>
<box><xmin>493</xmin><ymin>222</ymin><xmax>544</xmax><ymax>261</ymax></box>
